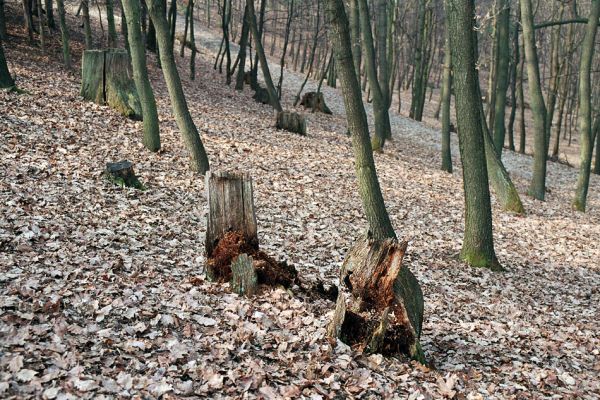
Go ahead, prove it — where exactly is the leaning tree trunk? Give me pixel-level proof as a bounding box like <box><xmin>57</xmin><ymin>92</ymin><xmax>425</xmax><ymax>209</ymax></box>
<box><xmin>572</xmin><ymin>0</ymin><xmax>600</xmax><ymax>212</ymax></box>
<box><xmin>122</xmin><ymin>0</ymin><xmax>161</xmax><ymax>152</ymax></box>
<box><xmin>146</xmin><ymin>0</ymin><xmax>210</xmax><ymax>174</ymax></box>
<box><xmin>520</xmin><ymin>0</ymin><xmax>548</xmax><ymax>201</ymax></box>
<box><xmin>0</xmin><ymin>39</ymin><xmax>14</xmax><ymax>89</ymax></box>
<box><xmin>440</xmin><ymin>19</ymin><xmax>452</xmax><ymax>173</ymax></box>
<box><xmin>246</xmin><ymin>0</ymin><xmax>282</xmax><ymax>112</ymax></box>
<box><xmin>446</xmin><ymin>0</ymin><xmax>502</xmax><ymax>270</ymax></box>
<box><xmin>235</xmin><ymin>3</ymin><xmax>250</xmax><ymax>90</ymax></box>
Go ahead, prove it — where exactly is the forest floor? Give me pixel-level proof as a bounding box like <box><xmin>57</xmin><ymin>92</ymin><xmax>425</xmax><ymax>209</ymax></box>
<box><xmin>1</xmin><ymin>3</ymin><xmax>600</xmax><ymax>399</ymax></box>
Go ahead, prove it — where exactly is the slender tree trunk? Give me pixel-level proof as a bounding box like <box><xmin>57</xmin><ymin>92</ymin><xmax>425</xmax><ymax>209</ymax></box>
<box><xmin>246</xmin><ymin>0</ymin><xmax>282</xmax><ymax>112</ymax></box>
<box><xmin>22</xmin><ymin>0</ymin><xmax>34</xmax><ymax>43</ymax></box>
<box><xmin>122</xmin><ymin>0</ymin><xmax>161</xmax><ymax>152</ymax></box>
<box><xmin>545</xmin><ymin>3</ymin><xmax>564</xmax><ymax>156</ymax></box>
<box><xmin>106</xmin><ymin>0</ymin><xmax>118</xmax><ymax>47</ymax></box>
<box><xmin>37</xmin><ymin>0</ymin><xmax>46</xmax><ymax>52</ymax></box>
<box><xmin>0</xmin><ymin>0</ymin><xmax>7</xmax><ymax>41</ymax></box>
<box><xmin>235</xmin><ymin>3</ymin><xmax>250</xmax><ymax>90</ymax></box>
<box><xmin>440</xmin><ymin>19</ymin><xmax>452</xmax><ymax>173</ymax></box>
<box><xmin>180</xmin><ymin>0</ymin><xmax>191</xmax><ymax>57</ymax></box>
<box><xmin>517</xmin><ymin>43</ymin><xmax>526</xmax><ymax>154</ymax></box>
<box><xmin>82</xmin><ymin>0</ymin><xmax>93</xmax><ymax>49</ymax></box>
<box><xmin>492</xmin><ymin>0</ymin><xmax>509</xmax><ymax>157</ymax></box>
<box><xmin>276</xmin><ymin>0</ymin><xmax>294</xmax><ymax>99</ymax></box>
<box><xmin>189</xmin><ymin>0</ymin><xmax>196</xmax><ymax>79</ymax></box>
<box><xmin>572</xmin><ymin>0</ymin><xmax>600</xmax><ymax>212</ymax></box>
<box><xmin>146</xmin><ymin>0</ymin><xmax>210</xmax><ymax>173</ymax></box>
<box><xmin>45</xmin><ymin>0</ymin><xmax>55</xmax><ymax>29</ymax></box>
<box><xmin>167</xmin><ymin>0</ymin><xmax>177</xmax><ymax>47</ymax></box>
<box><xmin>293</xmin><ymin>1</ymin><xmax>320</xmax><ymax>106</ymax></box>
<box><xmin>56</xmin><ymin>0</ymin><xmax>71</xmax><ymax>68</ymax></box>
<box><xmin>250</xmin><ymin>0</ymin><xmax>266</xmax><ymax>88</ymax></box>
<box><xmin>324</xmin><ymin>0</ymin><xmax>395</xmax><ymax>241</ymax></box>
<box><xmin>520</xmin><ymin>0</ymin><xmax>548</xmax><ymax>200</ymax></box>
<box><xmin>446</xmin><ymin>0</ymin><xmax>501</xmax><ymax>270</ymax></box>
<box><xmin>349</xmin><ymin>0</ymin><xmax>361</xmax><ymax>78</ymax></box>
<box><xmin>594</xmin><ymin>120</ymin><xmax>600</xmax><ymax>174</ymax></box>
<box><xmin>507</xmin><ymin>16</ymin><xmax>519</xmax><ymax>152</ymax></box>
<box><xmin>358</xmin><ymin>0</ymin><xmax>391</xmax><ymax>152</ymax></box>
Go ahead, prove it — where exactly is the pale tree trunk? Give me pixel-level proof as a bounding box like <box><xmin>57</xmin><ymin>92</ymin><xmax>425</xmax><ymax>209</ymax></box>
<box><xmin>572</xmin><ymin>0</ymin><xmax>600</xmax><ymax>212</ymax></box>
<box><xmin>36</xmin><ymin>0</ymin><xmax>46</xmax><ymax>52</ymax></box>
<box><xmin>440</xmin><ymin>18</ymin><xmax>452</xmax><ymax>173</ymax></box>
<box><xmin>520</xmin><ymin>0</ymin><xmax>548</xmax><ymax>200</ymax></box>
<box><xmin>122</xmin><ymin>0</ymin><xmax>161</xmax><ymax>152</ymax></box>
<box><xmin>446</xmin><ymin>0</ymin><xmax>501</xmax><ymax>270</ymax></box>
<box><xmin>82</xmin><ymin>0</ymin><xmax>94</xmax><ymax>49</ymax></box>
<box><xmin>146</xmin><ymin>0</ymin><xmax>210</xmax><ymax>174</ymax></box>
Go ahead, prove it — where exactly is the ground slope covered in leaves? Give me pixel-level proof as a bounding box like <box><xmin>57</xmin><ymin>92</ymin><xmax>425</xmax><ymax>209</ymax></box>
<box><xmin>1</xmin><ymin>6</ymin><xmax>599</xmax><ymax>399</ymax></box>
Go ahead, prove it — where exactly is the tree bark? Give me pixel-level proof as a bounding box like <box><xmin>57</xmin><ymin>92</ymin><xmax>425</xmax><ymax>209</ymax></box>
<box><xmin>0</xmin><ymin>39</ymin><xmax>14</xmax><ymax>89</ymax></box>
<box><xmin>572</xmin><ymin>0</ymin><xmax>600</xmax><ymax>212</ymax></box>
<box><xmin>440</xmin><ymin>18</ymin><xmax>452</xmax><ymax>173</ymax></box>
<box><xmin>520</xmin><ymin>0</ymin><xmax>548</xmax><ymax>200</ymax></box>
<box><xmin>122</xmin><ymin>0</ymin><xmax>161</xmax><ymax>152</ymax></box>
<box><xmin>492</xmin><ymin>0</ymin><xmax>510</xmax><ymax>157</ymax></box>
<box><xmin>146</xmin><ymin>0</ymin><xmax>210</xmax><ymax>174</ymax></box>
<box><xmin>106</xmin><ymin>0</ymin><xmax>118</xmax><ymax>47</ymax></box>
<box><xmin>446</xmin><ymin>0</ymin><xmax>502</xmax><ymax>270</ymax></box>
<box><xmin>56</xmin><ymin>0</ymin><xmax>71</xmax><ymax>68</ymax></box>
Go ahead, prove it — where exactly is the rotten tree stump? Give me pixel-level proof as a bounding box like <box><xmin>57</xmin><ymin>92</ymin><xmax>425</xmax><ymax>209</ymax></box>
<box><xmin>276</xmin><ymin>111</ymin><xmax>307</xmax><ymax>136</ymax></box>
<box><xmin>300</xmin><ymin>92</ymin><xmax>332</xmax><ymax>114</ymax></box>
<box><xmin>105</xmin><ymin>160</ymin><xmax>144</xmax><ymax>189</ymax></box>
<box><xmin>328</xmin><ymin>235</ymin><xmax>425</xmax><ymax>362</ymax></box>
<box><xmin>205</xmin><ymin>171</ymin><xmax>297</xmax><ymax>288</ymax></box>
<box><xmin>81</xmin><ymin>49</ymin><xmax>142</xmax><ymax>120</ymax></box>
<box><xmin>231</xmin><ymin>253</ymin><xmax>258</xmax><ymax>296</ymax></box>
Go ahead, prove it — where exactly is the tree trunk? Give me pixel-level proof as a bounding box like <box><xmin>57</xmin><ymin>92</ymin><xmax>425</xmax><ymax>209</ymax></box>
<box><xmin>328</xmin><ymin>235</ymin><xmax>424</xmax><ymax>362</ymax></box>
<box><xmin>0</xmin><ymin>39</ymin><xmax>14</xmax><ymax>89</ymax></box>
<box><xmin>146</xmin><ymin>0</ymin><xmax>210</xmax><ymax>174</ymax></box>
<box><xmin>349</xmin><ymin>0</ymin><xmax>361</xmax><ymax>78</ymax></box>
<box><xmin>246</xmin><ymin>0</ymin><xmax>282</xmax><ymax>112</ymax></box>
<box><xmin>22</xmin><ymin>0</ymin><xmax>34</xmax><ymax>43</ymax></box>
<box><xmin>293</xmin><ymin>1</ymin><xmax>320</xmax><ymax>106</ymax></box>
<box><xmin>358</xmin><ymin>0</ymin><xmax>391</xmax><ymax>152</ymax></box>
<box><xmin>446</xmin><ymin>0</ymin><xmax>502</xmax><ymax>270</ymax></box>
<box><xmin>276</xmin><ymin>0</ymin><xmax>294</xmax><ymax>99</ymax></box>
<box><xmin>440</xmin><ymin>19</ymin><xmax>452</xmax><ymax>173</ymax></box>
<box><xmin>56</xmin><ymin>0</ymin><xmax>71</xmax><ymax>68</ymax></box>
<box><xmin>189</xmin><ymin>0</ymin><xmax>196</xmax><ymax>80</ymax></box>
<box><xmin>0</xmin><ymin>0</ymin><xmax>7</xmax><ymax>41</ymax></box>
<box><xmin>324</xmin><ymin>0</ymin><xmax>395</xmax><ymax>241</ymax></box>
<box><xmin>45</xmin><ymin>0</ymin><xmax>55</xmax><ymax>30</ymax></box>
<box><xmin>572</xmin><ymin>0</ymin><xmax>600</xmax><ymax>212</ymax></box>
<box><xmin>234</xmin><ymin>3</ymin><xmax>250</xmax><ymax>90</ymax></box>
<box><xmin>36</xmin><ymin>0</ymin><xmax>46</xmax><ymax>52</ymax></box>
<box><xmin>122</xmin><ymin>0</ymin><xmax>161</xmax><ymax>152</ymax></box>
<box><xmin>520</xmin><ymin>0</ymin><xmax>548</xmax><ymax>200</ymax></box>
<box><xmin>275</xmin><ymin>111</ymin><xmax>306</xmax><ymax>135</ymax></box>
<box><xmin>106</xmin><ymin>0</ymin><xmax>118</xmax><ymax>47</ymax></box>
<box><xmin>82</xmin><ymin>0</ymin><xmax>94</xmax><ymax>49</ymax></box>
<box><xmin>507</xmin><ymin>15</ymin><xmax>519</xmax><ymax>152</ymax></box>
<box><xmin>105</xmin><ymin>50</ymin><xmax>143</xmax><ymax>118</ymax></box>
<box><xmin>492</xmin><ymin>0</ymin><xmax>510</xmax><ymax>157</ymax></box>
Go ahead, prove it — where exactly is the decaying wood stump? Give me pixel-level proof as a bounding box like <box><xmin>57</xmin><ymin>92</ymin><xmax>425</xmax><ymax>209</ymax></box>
<box><xmin>231</xmin><ymin>254</ymin><xmax>258</xmax><ymax>296</ymax></box>
<box><xmin>300</xmin><ymin>92</ymin><xmax>332</xmax><ymax>114</ymax></box>
<box><xmin>328</xmin><ymin>235</ymin><xmax>425</xmax><ymax>362</ymax></box>
<box><xmin>244</xmin><ymin>71</ymin><xmax>252</xmax><ymax>85</ymax></box>
<box><xmin>105</xmin><ymin>160</ymin><xmax>144</xmax><ymax>189</ymax></box>
<box><xmin>276</xmin><ymin>111</ymin><xmax>307</xmax><ymax>135</ymax></box>
<box><xmin>205</xmin><ymin>171</ymin><xmax>297</xmax><ymax>292</ymax></box>
<box><xmin>81</xmin><ymin>49</ymin><xmax>142</xmax><ymax>120</ymax></box>
<box><xmin>253</xmin><ymin>85</ymin><xmax>271</xmax><ymax>105</ymax></box>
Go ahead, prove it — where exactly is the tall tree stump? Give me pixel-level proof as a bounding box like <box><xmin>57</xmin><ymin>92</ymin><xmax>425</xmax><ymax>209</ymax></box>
<box><xmin>276</xmin><ymin>111</ymin><xmax>307</xmax><ymax>135</ymax></box>
<box><xmin>300</xmin><ymin>92</ymin><xmax>333</xmax><ymax>114</ymax></box>
<box><xmin>253</xmin><ymin>85</ymin><xmax>271</xmax><ymax>105</ymax></box>
<box><xmin>328</xmin><ymin>235</ymin><xmax>425</xmax><ymax>362</ymax></box>
<box><xmin>205</xmin><ymin>171</ymin><xmax>297</xmax><ymax>289</ymax></box>
<box><xmin>81</xmin><ymin>49</ymin><xmax>142</xmax><ymax>120</ymax></box>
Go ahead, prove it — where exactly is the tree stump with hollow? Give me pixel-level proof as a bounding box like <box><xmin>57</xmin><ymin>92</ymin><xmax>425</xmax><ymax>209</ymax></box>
<box><xmin>276</xmin><ymin>111</ymin><xmax>307</xmax><ymax>136</ymax></box>
<box><xmin>328</xmin><ymin>235</ymin><xmax>425</xmax><ymax>363</ymax></box>
<box><xmin>81</xmin><ymin>49</ymin><xmax>142</xmax><ymax>120</ymax></box>
<box><xmin>300</xmin><ymin>92</ymin><xmax>332</xmax><ymax>114</ymax></box>
<box><xmin>205</xmin><ymin>171</ymin><xmax>297</xmax><ymax>289</ymax></box>
<box><xmin>105</xmin><ymin>160</ymin><xmax>144</xmax><ymax>189</ymax></box>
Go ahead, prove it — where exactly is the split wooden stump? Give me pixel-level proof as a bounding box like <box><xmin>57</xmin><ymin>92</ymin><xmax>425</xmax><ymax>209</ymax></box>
<box><xmin>205</xmin><ymin>171</ymin><xmax>297</xmax><ymax>295</ymax></box>
<box><xmin>105</xmin><ymin>160</ymin><xmax>144</xmax><ymax>189</ymax></box>
<box><xmin>276</xmin><ymin>111</ymin><xmax>307</xmax><ymax>136</ymax></box>
<box><xmin>81</xmin><ymin>49</ymin><xmax>142</xmax><ymax>120</ymax></box>
<box><xmin>328</xmin><ymin>235</ymin><xmax>425</xmax><ymax>363</ymax></box>
<box><xmin>300</xmin><ymin>92</ymin><xmax>332</xmax><ymax>114</ymax></box>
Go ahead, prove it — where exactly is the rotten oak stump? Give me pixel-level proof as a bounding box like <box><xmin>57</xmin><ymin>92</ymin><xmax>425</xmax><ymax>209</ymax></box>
<box><xmin>205</xmin><ymin>171</ymin><xmax>296</xmax><ymax>292</ymax></box>
<box><xmin>300</xmin><ymin>92</ymin><xmax>333</xmax><ymax>114</ymax></box>
<box><xmin>105</xmin><ymin>160</ymin><xmax>144</xmax><ymax>189</ymax></box>
<box><xmin>276</xmin><ymin>111</ymin><xmax>307</xmax><ymax>136</ymax></box>
<box><xmin>328</xmin><ymin>234</ymin><xmax>425</xmax><ymax>363</ymax></box>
